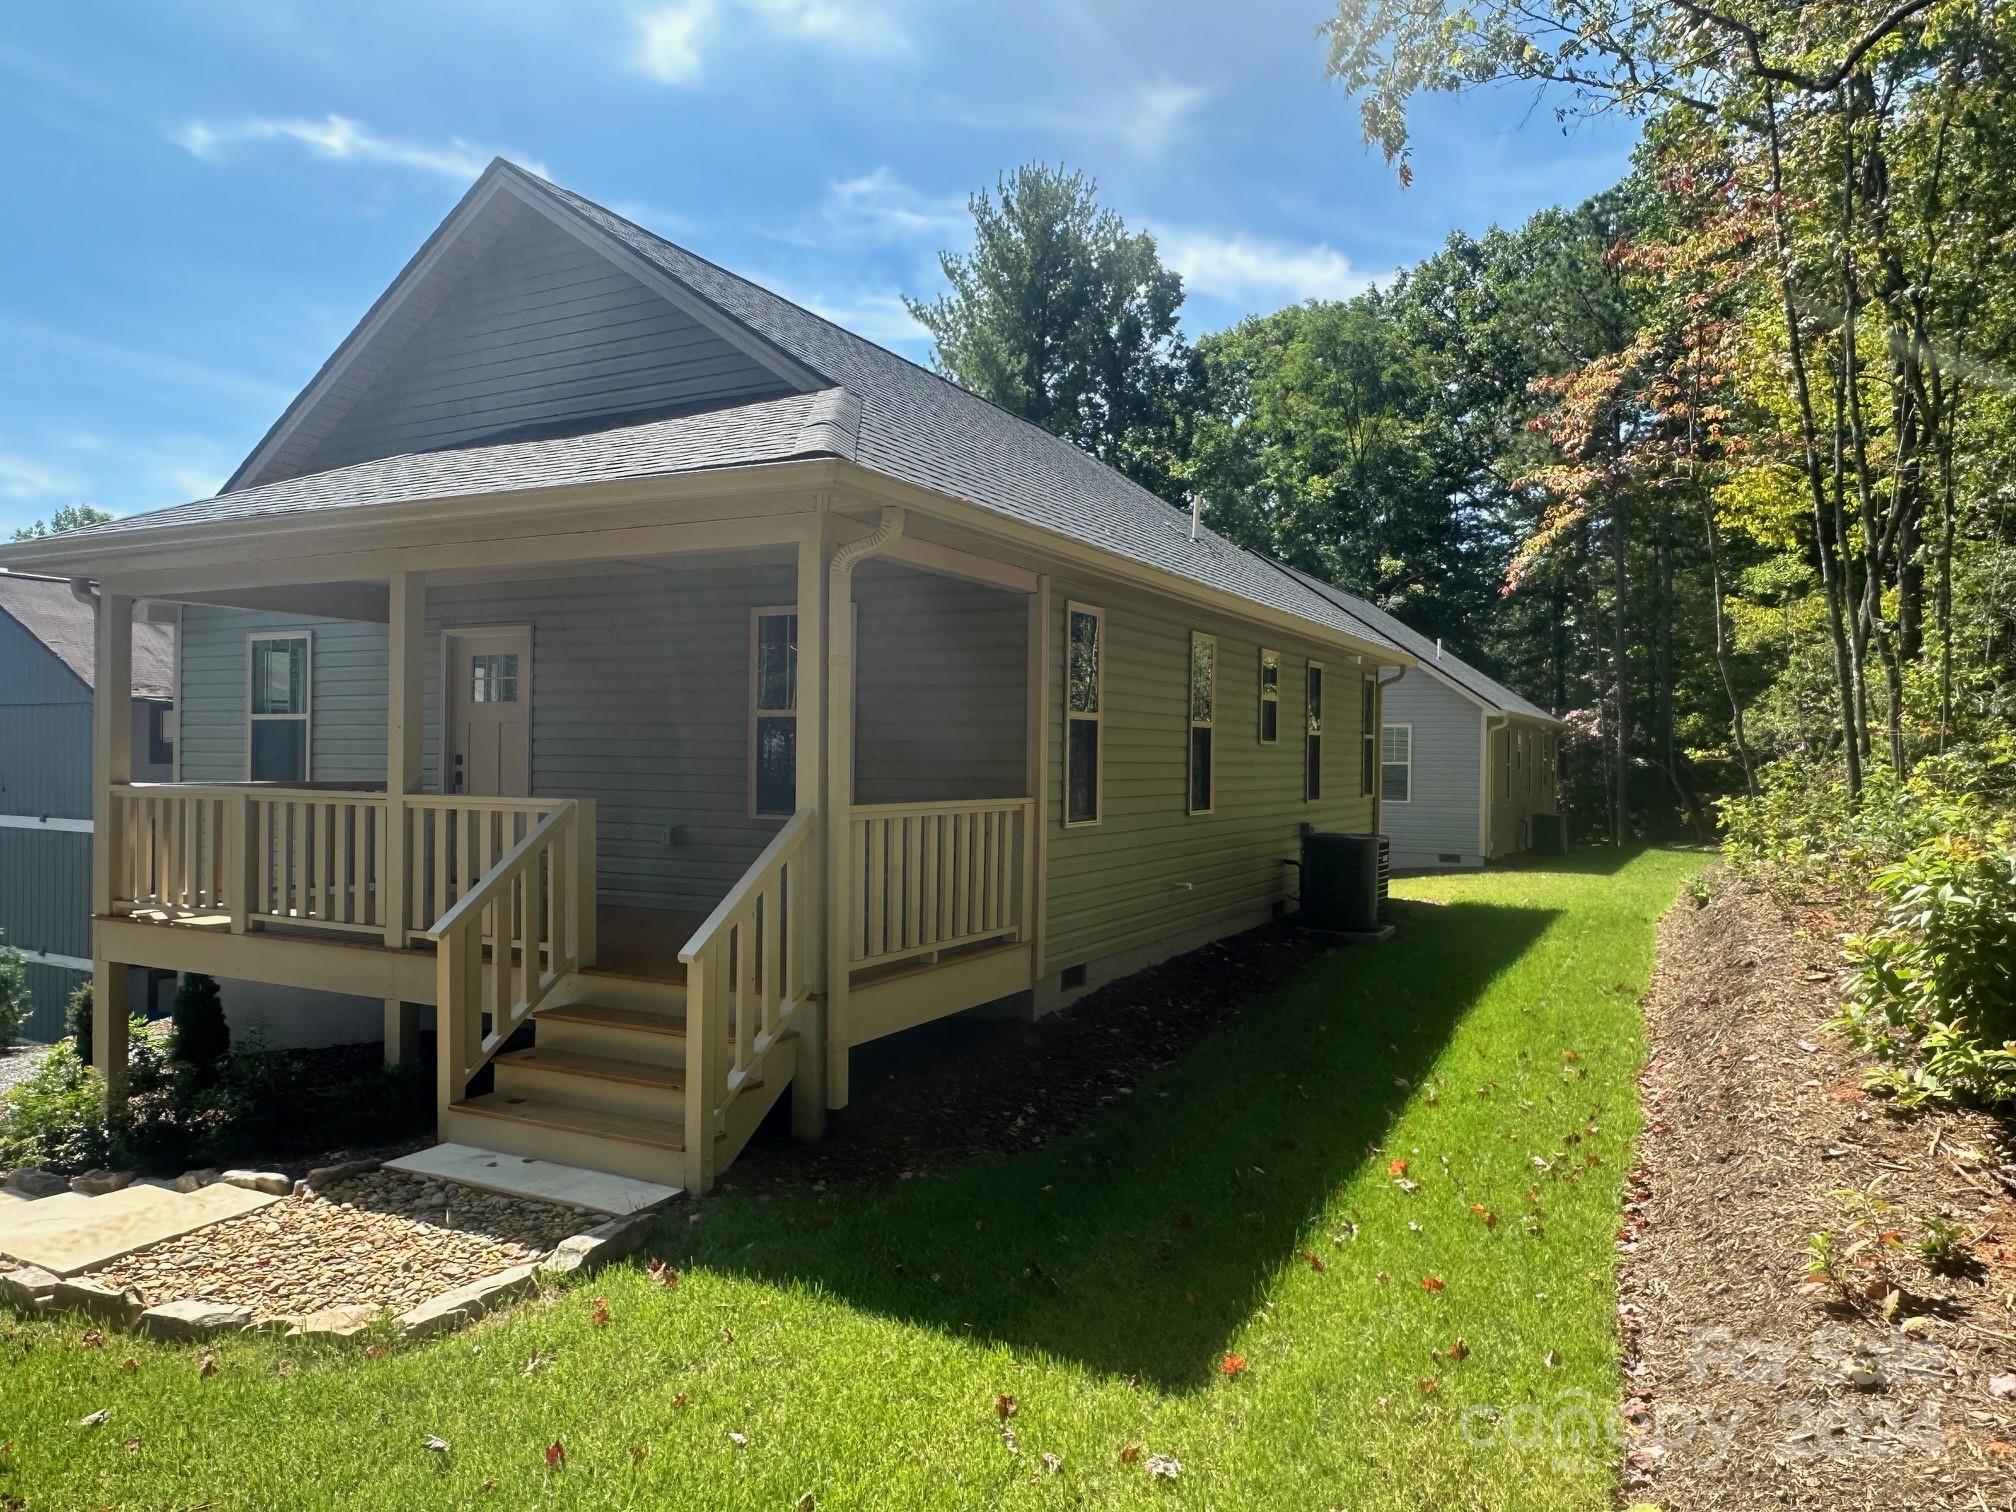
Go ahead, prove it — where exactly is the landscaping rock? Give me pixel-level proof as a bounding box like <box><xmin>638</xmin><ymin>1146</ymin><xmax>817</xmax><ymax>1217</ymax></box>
<box><xmin>219</xmin><ymin>1169</ymin><xmax>292</xmax><ymax>1196</ymax></box>
<box><xmin>4</xmin><ymin>1168</ymin><xmax>70</xmax><ymax>1198</ymax></box>
<box><xmin>397</xmin><ymin>1263</ymin><xmax>537</xmax><ymax>1340</ymax></box>
<box><xmin>303</xmin><ymin>1157</ymin><xmax>382</xmax><ymax>1191</ymax></box>
<box><xmin>51</xmin><ymin>1278</ymin><xmax>144</xmax><ymax>1327</ymax></box>
<box><xmin>285</xmin><ymin>1303</ymin><xmax>382</xmax><ymax>1339</ymax></box>
<box><xmin>539</xmin><ymin>1211</ymin><xmax>657</xmax><ymax>1276</ymax></box>
<box><xmin>0</xmin><ymin>1265</ymin><xmax>60</xmax><ymax>1309</ymax></box>
<box><xmin>136</xmin><ymin>1299</ymin><xmax>254</xmax><ymax>1341</ymax></box>
<box><xmin>172</xmin><ymin>1168</ymin><xmax>222</xmax><ymax>1194</ymax></box>
<box><xmin>68</xmin><ymin>1169</ymin><xmax>136</xmax><ymax>1196</ymax></box>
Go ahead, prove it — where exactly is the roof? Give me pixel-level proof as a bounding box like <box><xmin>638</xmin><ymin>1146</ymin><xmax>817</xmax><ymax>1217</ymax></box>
<box><xmin>0</xmin><ymin>572</ymin><xmax>175</xmax><ymax>698</ymax></box>
<box><xmin>0</xmin><ymin>162</ymin><xmax>1409</xmax><ymax>663</ymax></box>
<box><xmin>1280</xmin><ymin>565</ymin><xmax>1558</xmax><ymax>723</ymax></box>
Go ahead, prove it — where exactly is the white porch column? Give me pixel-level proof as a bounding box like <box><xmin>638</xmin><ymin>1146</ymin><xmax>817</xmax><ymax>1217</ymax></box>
<box><xmin>792</xmin><ymin>523</ymin><xmax>829</xmax><ymax>1140</ymax></box>
<box><xmin>382</xmin><ymin>571</ymin><xmax>425</xmax><ymax>948</ymax></box>
<box><xmin>90</xmin><ymin>588</ymin><xmax>134</xmax><ymax>1099</ymax></box>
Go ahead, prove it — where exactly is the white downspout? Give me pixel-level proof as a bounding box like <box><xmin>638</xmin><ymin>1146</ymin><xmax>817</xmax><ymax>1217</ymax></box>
<box><xmin>823</xmin><ymin>505</ymin><xmax>905</xmax><ymax>1110</ymax></box>
<box><xmin>1373</xmin><ymin>664</ymin><xmax>1407</xmax><ymax>835</ymax></box>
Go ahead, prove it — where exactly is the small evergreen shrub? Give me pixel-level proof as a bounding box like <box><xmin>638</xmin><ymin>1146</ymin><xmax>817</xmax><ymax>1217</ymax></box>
<box><xmin>169</xmin><ymin>973</ymin><xmax>229</xmax><ymax>1079</ymax></box>
<box><xmin>0</xmin><ymin>939</ymin><xmax>28</xmax><ymax>1051</ymax></box>
<box><xmin>64</xmin><ymin>979</ymin><xmax>93</xmax><ymax>1066</ymax></box>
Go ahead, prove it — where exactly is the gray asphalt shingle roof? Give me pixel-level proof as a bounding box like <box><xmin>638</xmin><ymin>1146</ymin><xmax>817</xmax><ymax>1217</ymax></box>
<box><xmin>14</xmin><ymin>162</ymin><xmax>1407</xmax><ymax>659</ymax></box>
<box><xmin>1280</xmin><ymin>565</ymin><xmax>1557</xmax><ymax>722</ymax></box>
<box><xmin>0</xmin><ymin>572</ymin><xmax>175</xmax><ymax>698</ymax></box>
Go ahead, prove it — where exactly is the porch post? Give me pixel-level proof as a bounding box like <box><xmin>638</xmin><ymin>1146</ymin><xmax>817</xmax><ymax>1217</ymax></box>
<box><xmin>1026</xmin><ymin>574</ymin><xmax>1051</xmax><ymax>980</ymax></box>
<box><xmin>382</xmin><ymin>571</ymin><xmax>425</xmax><ymax>948</ymax></box>
<box><xmin>91</xmin><ymin>588</ymin><xmax>134</xmax><ymax>1100</ymax></box>
<box><xmin>792</xmin><ymin>522</ymin><xmax>829</xmax><ymax>1140</ymax></box>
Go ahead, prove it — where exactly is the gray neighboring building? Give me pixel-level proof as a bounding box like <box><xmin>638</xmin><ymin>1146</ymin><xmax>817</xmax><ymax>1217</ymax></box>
<box><xmin>1285</xmin><ymin>569</ymin><xmax>1562</xmax><ymax>869</ymax></box>
<box><xmin>0</xmin><ymin>573</ymin><xmax>174</xmax><ymax>1040</ymax></box>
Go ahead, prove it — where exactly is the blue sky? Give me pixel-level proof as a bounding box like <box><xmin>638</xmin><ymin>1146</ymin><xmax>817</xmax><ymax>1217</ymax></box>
<box><xmin>0</xmin><ymin>0</ymin><xmax>1637</xmax><ymax>537</ymax></box>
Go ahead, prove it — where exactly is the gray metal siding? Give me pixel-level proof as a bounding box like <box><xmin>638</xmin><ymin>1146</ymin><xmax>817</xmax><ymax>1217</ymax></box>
<box><xmin>1380</xmin><ymin>674</ymin><xmax>1484</xmax><ymax>866</ymax></box>
<box><xmin>298</xmin><ymin>205</ymin><xmax>793</xmax><ymax>474</ymax></box>
<box><xmin>0</xmin><ymin>610</ymin><xmax>90</xmax><ymax>708</ymax></box>
<box><xmin>0</xmin><ymin>704</ymin><xmax>92</xmax><ymax>820</ymax></box>
<box><xmin>0</xmin><ymin>828</ymin><xmax>90</xmax><ymax>961</ymax></box>
<box><xmin>19</xmin><ymin>961</ymin><xmax>83</xmax><ymax>1044</ymax></box>
<box><xmin>853</xmin><ymin>561</ymin><xmax>1027</xmax><ymax>805</ymax></box>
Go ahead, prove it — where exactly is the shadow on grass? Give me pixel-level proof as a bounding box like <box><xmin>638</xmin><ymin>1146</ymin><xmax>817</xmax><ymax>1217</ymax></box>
<box><xmin>665</xmin><ymin>897</ymin><xmax>1558</xmax><ymax>1391</ymax></box>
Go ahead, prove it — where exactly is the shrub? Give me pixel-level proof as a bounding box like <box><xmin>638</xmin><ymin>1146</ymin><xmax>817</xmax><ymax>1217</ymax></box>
<box><xmin>64</xmin><ymin>979</ymin><xmax>92</xmax><ymax>1066</ymax></box>
<box><xmin>169</xmin><ymin>973</ymin><xmax>229</xmax><ymax>1079</ymax></box>
<box><xmin>0</xmin><ymin>1040</ymin><xmax>113</xmax><ymax>1173</ymax></box>
<box><xmin>0</xmin><ymin>938</ymin><xmax>27</xmax><ymax>1051</ymax></box>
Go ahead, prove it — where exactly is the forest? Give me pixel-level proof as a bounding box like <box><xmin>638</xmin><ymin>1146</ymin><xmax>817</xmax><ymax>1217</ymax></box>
<box><xmin>905</xmin><ymin>0</ymin><xmax>2015</xmax><ymax>1106</ymax></box>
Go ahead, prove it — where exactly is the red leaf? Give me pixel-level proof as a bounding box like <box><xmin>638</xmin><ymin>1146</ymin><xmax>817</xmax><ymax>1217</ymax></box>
<box><xmin>1303</xmin><ymin>1249</ymin><xmax>1326</xmax><ymax>1273</ymax></box>
<box><xmin>995</xmin><ymin>1394</ymin><xmax>1017</xmax><ymax>1420</ymax></box>
<box><xmin>1219</xmin><ymin>1353</ymin><xmax>1248</xmax><ymax>1378</ymax></box>
<box><xmin>544</xmin><ymin>1440</ymin><xmax>566</xmax><ymax>1469</ymax></box>
<box><xmin>1119</xmin><ymin>1445</ymin><xmax>1142</xmax><ymax>1464</ymax></box>
<box><xmin>1387</xmin><ymin>1157</ymin><xmax>1409</xmax><ymax>1177</ymax></box>
<box><xmin>1418</xmin><ymin>1376</ymin><xmax>1439</xmax><ymax>1395</ymax></box>
<box><xmin>1421</xmin><ymin>1276</ymin><xmax>1445</xmax><ymax>1292</ymax></box>
<box><xmin>590</xmin><ymin>1297</ymin><xmax>610</xmax><ymax>1326</ymax></box>
<box><xmin>646</xmin><ymin>1258</ymin><xmax>679</xmax><ymax>1289</ymax></box>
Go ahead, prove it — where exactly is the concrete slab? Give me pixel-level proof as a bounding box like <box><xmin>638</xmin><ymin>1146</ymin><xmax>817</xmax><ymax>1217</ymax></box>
<box><xmin>385</xmin><ymin>1143</ymin><xmax>681</xmax><ymax>1217</ymax></box>
<box><xmin>0</xmin><ymin>1182</ymin><xmax>281</xmax><ymax>1277</ymax></box>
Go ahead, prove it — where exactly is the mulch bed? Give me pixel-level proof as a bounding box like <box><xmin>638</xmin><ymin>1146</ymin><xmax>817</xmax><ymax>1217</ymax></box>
<box><xmin>1622</xmin><ymin>872</ymin><xmax>2016</xmax><ymax>1507</ymax></box>
<box><xmin>85</xmin><ymin>1170</ymin><xmax>587</xmax><ymax>1318</ymax></box>
<box><xmin>725</xmin><ymin>919</ymin><xmax>1334</xmax><ymax>1192</ymax></box>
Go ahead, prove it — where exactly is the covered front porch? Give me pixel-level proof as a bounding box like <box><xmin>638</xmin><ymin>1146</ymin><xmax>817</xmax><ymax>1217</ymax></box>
<box><xmin>84</xmin><ymin>498</ymin><xmax>1047</xmax><ymax>1192</ymax></box>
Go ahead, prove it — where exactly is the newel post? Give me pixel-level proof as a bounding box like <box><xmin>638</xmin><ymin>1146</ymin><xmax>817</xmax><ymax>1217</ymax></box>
<box><xmin>382</xmin><ymin>570</ymin><xmax>425</xmax><ymax>948</ymax></box>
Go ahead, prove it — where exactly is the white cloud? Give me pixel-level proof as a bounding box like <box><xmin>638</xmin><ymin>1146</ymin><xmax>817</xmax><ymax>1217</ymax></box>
<box><xmin>174</xmin><ymin>114</ymin><xmax>542</xmax><ymax>180</ymax></box>
<box><xmin>1155</xmin><ymin>228</ymin><xmax>1373</xmax><ymax>306</ymax></box>
<box><xmin>0</xmin><ymin>452</ymin><xmax>79</xmax><ymax>502</ymax></box>
<box><xmin>948</xmin><ymin>79</ymin><xmax>1211</xmax><ymax>159</ymax></box>
<box><xmin>822</xmin><ymin>167</ymin><xmax>965</xmax><ymax>243</ymax></box>
<box><xmin>633</xmin><ymin>0</ymin><xmax>913</xmax><ymax>85</ymax></box>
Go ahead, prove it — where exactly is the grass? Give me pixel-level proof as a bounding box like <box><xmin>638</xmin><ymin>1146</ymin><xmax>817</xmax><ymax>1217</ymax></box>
<box><xmin>0</xmin><ymin>848</ymin><xmax>1702</xmax><ymax>1509</ymax></box>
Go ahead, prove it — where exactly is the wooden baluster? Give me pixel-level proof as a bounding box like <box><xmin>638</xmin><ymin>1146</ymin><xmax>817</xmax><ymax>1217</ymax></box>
<box><xmin>433</xmin><ymin>807</ymin><xmax>452</xmax><ymax>921</ymax></box>
<box><xmin>865</xmin><ymin>818</ymin><xmax>885</xmax><ymax>960</ymax></box>
<box><xmin>735</xmin><ymin>913</ymin><xmax>756</xmax><ymax>1076</ymax></box>
<box><xmin>410</xmin><ymin>806</ymin><xmax>427</xmax><ymax>935</ymax></box>
<box><xmin>760</xmin><ymin>883</ymin><xmax>781</xmax><ymax>1039</ymax></box>
<box><xmin>994</xmin><ymin>807</ymin><xmax>1010</xmax><ymax>933</ymax></box>
<box><xmin>547</xmin><ymin>827</ymin><xmax>567</xmax><ymax>979</ymax></box>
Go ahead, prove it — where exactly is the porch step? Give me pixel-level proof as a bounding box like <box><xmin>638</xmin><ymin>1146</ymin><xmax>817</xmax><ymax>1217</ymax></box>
<box><xmin>494</xmin><ymin>1046</ymin><xmax>686</xmax><ymax>1121</ymax></box>
<box><xmin>533</xmin><ymin>1000</ymin><xmax>691</xmax><ymax>1070</ymax></box>
<box><xmin>442</xmin><ymin>1093</ymin><xmax>686</xmax><ymax>1186</ymax></box>
<box><xmin>537</xmin><ymin>1002</ymin><xmax>686</xmax><ymax>1036</ymax></box>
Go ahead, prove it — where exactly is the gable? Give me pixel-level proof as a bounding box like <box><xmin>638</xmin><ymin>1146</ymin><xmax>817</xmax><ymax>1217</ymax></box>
<box><xmin>245</xmin><ymin>189</ymin><xmax>800</xmax><ymax>487</ymax></box>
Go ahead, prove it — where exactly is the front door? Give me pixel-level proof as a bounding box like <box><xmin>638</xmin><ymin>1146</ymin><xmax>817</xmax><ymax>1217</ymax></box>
<box><xmin>446</xmin><ymin>628</ymin><xmax>531</xmax><ymax>797</ymax></box>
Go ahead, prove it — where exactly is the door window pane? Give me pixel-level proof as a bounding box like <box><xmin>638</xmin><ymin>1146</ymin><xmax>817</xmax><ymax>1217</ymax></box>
<box><xmin>251</xmin><ymin>637</ymin><xmax>306</xmax><ymax>714</ymax></box>
<box><xmin>754</xmin><ymin>715</ymin><xmax>796</xmax><ymax>816</ymax></box>
<box><xmin>250</xmin><ymin>719</ymin><xmax>307</xmax><ymax>783</ymax></box>
<box><xmin>471</xmin><ymin>652</ymin><xmax>519</xmax><ymax>703</ymax></box>
<box><xmin>755</xmin><ymin>614</ymin><xmax>797</xmax><ymax>712</ymax></box>
<box><xmin>1067</xmin><ymin>719</ymin><xmax>1100</xmax><ymax>824</ymax></box>
<box><xmin>1190</xmin><ymin>726</ymin><xmax>1213</xmax><ymax>813</ymax></box>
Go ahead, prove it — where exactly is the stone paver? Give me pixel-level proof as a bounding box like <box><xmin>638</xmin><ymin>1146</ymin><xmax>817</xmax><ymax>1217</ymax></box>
<box><xmin>0</xmin><ymin>1181</ymin><xmax>280</xmax><ymax>1276</ymax></box>
<box><xmin>386</xmin><ymin>1142</ymin><xmax>680</xmax><ymax>1216</ymax></box>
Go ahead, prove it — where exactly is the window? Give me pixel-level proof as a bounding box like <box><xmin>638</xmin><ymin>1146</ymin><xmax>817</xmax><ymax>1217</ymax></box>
<box><xmin>1304</xmin><ymin>662</ymin><xmax>1324</xmax><ymax>802</ymax></box>
<box><xmin>1381</xmin><ymin>724</ymin><xmax>1413</xmax><ymax>803</ymax></box>
<box><xmin>1188</xmin><ymin>632</ymin><xmax>1216</xmax><ymax>815</ymax></box>
<box><xmin>1065</xmin><ymin>604</ymin><xmax>1103</xmax><ymax>826</ymax></box>
<box><xmin>469</xmin><ymin>652</ymin><xmax>519</xmax><ymax>703</ymax></box>
<box><xmin>750</xmin><ymin>609</ymin><xmax>797</xmax><ymax>816</ymax></box>
<box><xmin>247</xmin><ymin>633</ymin><xmax>309</xmax><ymax>782</ymax></box>
<box><xmin>145</xmin><ymin>702</ymin><xmax>173</xmax><ymax>766</ymax></box>
<box><xmin>1258</xmin><ymin>648</ymin><xmax>1279</xmax><ymax>745</ymax></box>
<box><xmin>1360</xmin><ymin>676</ymin><xmax>1377</xmax><ymax>796</ymax></box>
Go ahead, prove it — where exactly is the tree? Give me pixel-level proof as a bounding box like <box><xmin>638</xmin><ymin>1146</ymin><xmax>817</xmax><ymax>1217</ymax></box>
<box><xmin>11</xmin><ymin>503</ymin><xmax>112</xmax><ymax>541</ymax></box>
<box><xmin>905</xmin><ymin>164</ymin><xmax>1200</xmax><ymax>497</ymax></box>
<box><xmin>170</xmin><ymin>973</ymin><xmax>229</xmax><ymax>1081</ymax></box>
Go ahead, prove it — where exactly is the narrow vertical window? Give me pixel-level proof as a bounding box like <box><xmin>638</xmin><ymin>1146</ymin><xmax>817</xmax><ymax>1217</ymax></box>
<box><xmin>1360</xmin><ymin>675</ymin><xmax>1377</xmax><ymax>796</ymax></box>
<box><xmin>1304</xmin><ymin>662</ymin><xmax>1324</xmax><ymax>802</ymax></box>
<box><xmin>1381</xmin><ymin>725</ymin><xmax>1412</xmax><ymax>803</ymax></box>
<box><xmin>1257</xmin><ymin>648</ymin><xmax>1279</xmax><ymax>745</ymax></box>
<box><xmin>1065</xmin><ymin>604</ymin><xmax>1104</xmax><ymax>826</ymax></box>
<box><xmin>1188</xmin><ymin>632</ymin><xmax>1216</xmax><ymax>815</ymax></box>
<box><xmin>750</xmin><ymin>608</ymin><xmax>797</xmax><ymax>816</ymax></box>
<box><xmin>247</xmin><ymin>632</ymin><xmax>310</xmax><ymax>782</ymax></box>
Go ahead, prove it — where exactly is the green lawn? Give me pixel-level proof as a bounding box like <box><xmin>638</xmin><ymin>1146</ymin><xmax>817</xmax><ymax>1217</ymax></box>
<box><xmin>0</xmin><ymin>849</ymin><xmax>1700</xmax><ymax>1510</ymax></box>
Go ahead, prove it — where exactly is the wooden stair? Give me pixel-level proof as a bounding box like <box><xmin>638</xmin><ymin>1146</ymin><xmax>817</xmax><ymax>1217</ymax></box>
<box><xmin>436</xmin><ymin>971</ymin><xmax>790</xmax><ymax>1188</ymax></box>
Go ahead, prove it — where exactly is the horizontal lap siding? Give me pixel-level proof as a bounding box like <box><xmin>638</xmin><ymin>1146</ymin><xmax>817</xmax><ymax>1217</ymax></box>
<box><xmin>425</xmin><ymin>562</ymin><xmax>796</xmax><ymax>913</ymax></box>
<box><xmin>853</xmin><ymin>561</ymin><xmax>1027</xmax><ymax>804</ymax></box>
<box><xmin>1044</xmin><ymin>581</ymin><xmax>1377</xmax><ymax>970</ymax></box>
<box><xmin>1379</xmin><ymin>677</ymin><xmax>1482</xmax><ymax>864</ymax></box>
<box><xmin>1487</xmin><ymin>722</ymin><xmax>1558</xmax><ymax>857</ymax></box>
<box><xmin>300</xmin><ymin>207</ymin><xmax>791</xmax><ymax>473</ymax></box>
<box><xmin>178</xmin><ymin>607</ymin><xmax>389</xmax><ymax>784</ymax></box>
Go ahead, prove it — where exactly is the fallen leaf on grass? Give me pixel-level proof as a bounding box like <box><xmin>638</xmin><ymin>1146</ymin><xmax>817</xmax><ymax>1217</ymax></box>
<box><xmin>1303</xmin><ymin>1249</ymin><xmax>1326</xmax><ymax>1272</ymax></box>
<box><xmin>728</xmin><ymin>1431</ymin><xmax>749</xmax><ymax>1449</ymax></box>
<box><xmin>198</xmin><ymin>1353</ymin><xmax>217</xmax><ymax>1378</ymax></box>
<box><xmin>1421</xmin><ymin>1276</ymin><xmax>1445</xmax><ymax>1292</ymax></box>
<box><xmin>523</xmin><ymin>1350</ymin><xmax>549</xmax><ymax>1377</ymax></box>
<box><xmin>79</xmin><ymin>1409</ymin><xmax>110</xmax><ymax>1428</ymax></box>
<box><xmin>1387</xmin><ymin>1157</ymin><xmax>1409</xmax><ymax>1177</ymax></box>
<box><xmin>629</xmin><ymin>1445</ymin><xmax>647</xmax><ymax>1465</ymax></box>
<box><xmin>363</xmin><ymin>1343</ymin><xmax>388</xmax><ymax>1361</ymax></box>
<box><xmin>589</xmin><ymin>1298</ymin><xmax>610</xmax><ymax>1326</ymax></box>
<box><xmin>646</xmin><ymin>1258</ymin><xmax>679</xmax><ymax>1290</ymax></box>
<box><xmin>477</xmin><ymin>1476</ymin><xmax>499</xmax><ymax>1493</ymax></box>
<box><xmin>122</xmin><ymin>1438</ymin><xmax>141</xmax><ymax>1456</ymax></box>
<box><xmin>795</xmin><ymin>1496</ymin><xmax>817</xmax><ymax>1512</ymax></box>
<box><xmin>1119</xmin><ymin>1445</ymin><xmax>1142</xmax><ymax>1465</ymax></box>
<box><xmin>118</xmin><ymin>1358</ymin><xmax>137</xmax><ymax>1373</ymax></box>
<box><xmin>1445</xmin><ymin>1338</ymin><xmax>1470</xmax><ymax>1362</ymax></box>
<box><xmin>1544</xmin><ymin>1351</ymin><xmax>1562</xmax><ymax>1369</ymax></box>
<box><xmin>424</xmin><ymin>1435</ymin><xmax>449</xmax><ymax>1454</ymax></box>
<box><xmin>1419</xmin><ymin>1377</ymin><xmax>1440</xmax><ymax>1396</ymax></box>
<box><xmin>1041</xmin><ymin>1450</ymin><xmax>1063</xmax><ymax>1474</ymax></box>
<box><xmin>544</xmin><ymin>1441</ymin><xmax>566</xmax><ymax>1469</ymax></box>
<box><xmin>1145</xmin><ymin>1453</ymin><xmax>1181</xmax><ymax>1480</ymax></box>
<box><xmin>1376</xmin><ymin>1272</ymin><xmax>1390</xmax><ymax>1286</ymax></box>
<box><xmin>1220</xmin><ymin>1353</ymin><xmax>1248</xmax><ymax>1378</ymax></box>
<box><xmin>995</xmin><ymin>1394</ymin><xmax>1018</xmax><ymax>1419</ymax></box>
<box><xmin>80</xmin><ymin>1330</ymin><xmax>103</xmax><ymax>1349</ymax></box>
<box><xmin>1468</xmin><ymin>1204</ymin><xmax>1499</xmax><ymax>1229</ymax></box>
<box><xmin>673</xmin><ymin>1391</ymin><xmax>690</xmax><ymax>1408</ymax></box>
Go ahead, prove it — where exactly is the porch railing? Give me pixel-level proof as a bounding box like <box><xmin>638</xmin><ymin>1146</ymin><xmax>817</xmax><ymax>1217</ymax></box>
<box><xmin>110</xmin><ymin>784</ymin><xmax>581</xmax><ymax>944</ymax></box>
<box><xmin>422</xmin><ymin>800</ymin><xmax>589</xmax><ymax>1107</ymax></box>
<box><xmin>679</xmin><ymin>808</ymin><xmax>818</xmax><ymax>1191</ymax></box>
<box><xmin>846</xmin><ymin>798</ymin><xmax>1036</xmax><ymax>970</ymax></box>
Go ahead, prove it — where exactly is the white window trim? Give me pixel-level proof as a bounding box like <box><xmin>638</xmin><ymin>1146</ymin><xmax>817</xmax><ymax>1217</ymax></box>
<box><xmin>1063</xmin><ymin>601</ymin><xmax>1105</xmax><ymax>829</ymax></box>
<box><xmin>1381</xmin><ymin>723</ymin><xmax>1413</xmax><ymax>805</ymax></box>
<box><xmin>1304</xmin><ymin>660</ymin><xmax>1324</xmax><ymax>803</ymax></box>
<box><xmin>1188</xmin><ymin>631</ymin><xmax>1216</xmax><ymax>816</ymax></box>
<box><xmin>748</xmin><ymin>605</ymin><xmax>799</xmax><ymax>818</ymax></box>
<box><xmin>245</xmin><ymin>630</ymin><xmax>311</xmax><ymax>783</ymax></box>
<box><xmin>1257</xmin><ymin>647</ymin><xmax>1280</xmax><ymax>747</ymax></box>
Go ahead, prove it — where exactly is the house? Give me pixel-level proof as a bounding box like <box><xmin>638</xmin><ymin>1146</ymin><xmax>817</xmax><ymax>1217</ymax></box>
<box><xmin>1286</xmin><ymin>569</ymin><xmax>1561</xmax><ymax>868</ymax></box>
<box><xmin>0</xmin><ymin>159</ymin><xmax>1415</xmax><ymax>1192</ymax></box>
<box><xmin>0</xmin><ymin>572</ymin><xmax>175</xmax><ymax>1040</ymax></box>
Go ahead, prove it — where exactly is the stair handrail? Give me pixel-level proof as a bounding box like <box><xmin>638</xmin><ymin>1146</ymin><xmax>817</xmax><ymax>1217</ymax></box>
<box><xmin>423</xmin><ymin>799</ymin><xmax>583</xmax><ymax>1108</ymax></box>
<box><xmin>678</xmin><ymin>806</ymin><xmax>818</xmax><ymax>1191</ymax></box>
